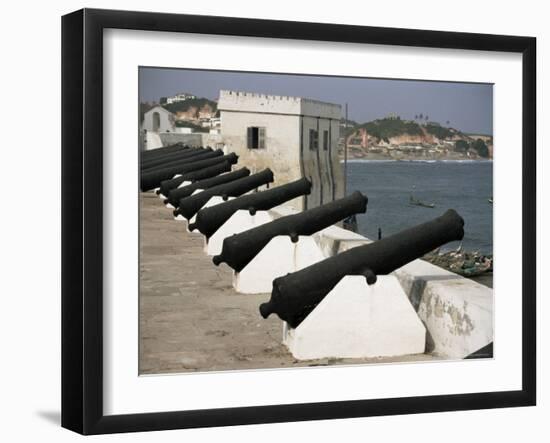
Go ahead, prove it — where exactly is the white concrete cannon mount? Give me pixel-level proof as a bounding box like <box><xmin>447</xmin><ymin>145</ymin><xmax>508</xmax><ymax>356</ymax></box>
<box><xmin>283</xmin><ymin>275</ymin><xmax>426</xmax><ymax>360</ymax></box>
<box><xmin>233</xmin><ymin>235</ymin><xmax>326</xmax><ymax>294</ymax></box>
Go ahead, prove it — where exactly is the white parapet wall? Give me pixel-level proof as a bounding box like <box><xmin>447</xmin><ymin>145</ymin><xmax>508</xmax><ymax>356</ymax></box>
<box><xmin>393</xmin><ymin>259</ymin><xmax>493</xmax><ymax>359</ymax></box>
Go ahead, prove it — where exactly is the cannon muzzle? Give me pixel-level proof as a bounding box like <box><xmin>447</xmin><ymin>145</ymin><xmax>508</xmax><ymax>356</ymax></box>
<box><xmin>259</xmin><ymin>300</ymin><xmax>275</xmax><ymax>319</ymax></box>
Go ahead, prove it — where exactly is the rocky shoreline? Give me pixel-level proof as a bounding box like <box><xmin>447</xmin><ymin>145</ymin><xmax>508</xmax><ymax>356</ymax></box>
<box><xmin>340</xmin><ymin>152</ymin><xmax>491</xmax><ymax>162</ymax></box>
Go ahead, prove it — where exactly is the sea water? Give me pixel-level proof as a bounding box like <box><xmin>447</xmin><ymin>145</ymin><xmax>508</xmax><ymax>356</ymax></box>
<box><xmin>346</xmin><ymin>160</ymin><xmax>493</xmax><ymax>254</ymax></box>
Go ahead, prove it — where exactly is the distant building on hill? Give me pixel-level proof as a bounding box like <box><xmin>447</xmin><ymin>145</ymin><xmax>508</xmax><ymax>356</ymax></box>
<box><xmin>163</xmin><ymin>92</ymin><xmax>197</xmax><ymax>104</ymax></box>
<box><xmin>143</xmin><ymin>106</ymin><xmax>176</xmax><ymax>133</ymax></box>
<box><xmin>217</xmin><ymin>90</ymin><xmax>344</xmax><ymax>210</ymax></box>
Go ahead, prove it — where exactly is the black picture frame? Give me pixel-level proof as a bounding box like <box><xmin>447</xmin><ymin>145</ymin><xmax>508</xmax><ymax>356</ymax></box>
<box><xmin>61</xmin><ymin>8</ymin><xmax>536</xmax><ymax>435</ymax></box>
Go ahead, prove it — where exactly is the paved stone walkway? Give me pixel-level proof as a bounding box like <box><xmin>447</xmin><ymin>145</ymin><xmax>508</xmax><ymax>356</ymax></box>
<box><xmin>139</xmin><ymin>192</ymin><xmax>437</xmax><ymax>374</ymax></box>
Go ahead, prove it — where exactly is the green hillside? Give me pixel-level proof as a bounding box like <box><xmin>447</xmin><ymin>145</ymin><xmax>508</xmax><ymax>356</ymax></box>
<box><xmin>359</xmin><ymin>118</ymin><xmax>423</xmax><ymax>143</ymax></box>
<box><xmin>350</xmin><ymin>117</ymin><xmax>463</xmax><ymax>143</ymax></box>
<box><xmin>162</xmin><ymin>97</ymin><xmax>218</xmax><ymax>114</ymax></box>
<box><xmin>424</xmin><ymin>123</ymin><xmax>456</xmax><ymax>139</ymax></box>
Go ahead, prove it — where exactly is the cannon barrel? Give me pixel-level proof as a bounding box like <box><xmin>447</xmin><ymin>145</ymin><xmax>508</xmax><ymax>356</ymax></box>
<box><xmin>140</xmin><ymin>152</ymin><xmax>238</xmax><ymax>191</ymax></box>
<box><xmin>140</xmin><ymin>144</ymin><xmax>193</xmax><ymax>161</ymax></box>
<box><xmin>212</xmin><ymin>191</ymin><xmax>368</xmax><ymax>273</ymax></box>
<box><xmin>158</xmin><ymin>161</ymin><xmax>233</xmax><ymax>196</ymax></box>
<box><xmin>259</xmin><ymin>209</ymin><xmax>465</xmax><ymax>328</ymax></box>
<box><xmin>173</xmin><ymin>168</ymin><xmax>275</xmax><ymax>220</ymax></box>
<box><xmin>141</xmin><ymin>149</ymin><xmax>222</xmax><ymax>174</ymax></box>
<box><xmin>141</xmin><ymin>148</ymin><xmax>209</xmax><ymax>171</ymax></box>
<box><xmin>140</xmin><ymin>144</ymin><xmax>188</xmax><ymax>161</ymax></box>
<box><xmin>189</xmin><ymin>177</ymin><xmax>312</xmax><ymax>238</ymax></box>
<box><xmin>141</xmin><ymin>147</ymin><xmax>209</xmax><ymax>170</ymax></box>
<box><xmin>165</xmin><ymin>168</ymin><xmax>251</xmax><ymax>207</ymax></box>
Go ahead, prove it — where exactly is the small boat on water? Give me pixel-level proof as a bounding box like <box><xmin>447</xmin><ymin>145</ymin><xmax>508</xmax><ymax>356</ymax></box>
<box><xmin>488</xmin><ymin>197</ymin><xmax>493</xmax><ymax>204</ymax></box>
<box><xmin>409</xmin><ymin>194</ymin><xmax>435</xmax><ymax>208</ymax></box>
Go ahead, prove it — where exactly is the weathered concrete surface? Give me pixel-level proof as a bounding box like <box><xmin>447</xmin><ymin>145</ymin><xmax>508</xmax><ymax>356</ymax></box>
<box><xmin>284</xmin><ymin>276</ymin><xmax>426</xmax><ymax>360</ymax></box>
<box><xmin>395</xmin><ymin>259</ymin><xmax>493</xmax><ymax>358</ymax></box>
<box><xmin>139</xmin><ymin>192</ymin><xmax>437</xmax><ymax>374</ymax></box>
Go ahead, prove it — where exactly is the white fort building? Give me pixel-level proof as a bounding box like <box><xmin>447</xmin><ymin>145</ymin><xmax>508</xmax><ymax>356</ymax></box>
<box><xmin>217</xmin><ymin>90</ymin><xmax>344</xmax><ymax>210</ymax></box>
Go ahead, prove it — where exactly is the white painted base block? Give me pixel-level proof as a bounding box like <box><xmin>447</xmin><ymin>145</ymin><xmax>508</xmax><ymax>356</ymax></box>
<box><xmin>233</xmin><ymin>235</ymin><xmax>325</xmax><ymax>294</ymax></box>
<box><xmin>284</xmin><ymin>275</ymin><xmax>426</xmax><ymax>360</ymax></box>
<box><xmin>205</xmin><ymin>209</ymin><xmax>273</xmax><ymax>256</ymax></box>
<box><xmin>176</xmin><ymin>180</ymin><xmax>192</xmax><ymax>189</ymax></box>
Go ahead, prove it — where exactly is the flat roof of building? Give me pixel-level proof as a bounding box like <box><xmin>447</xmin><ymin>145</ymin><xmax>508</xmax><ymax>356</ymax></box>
<box><xmin>218</xmin><ymin>90</ymin><xmax>342</xmax><ymax>119</ymax></box>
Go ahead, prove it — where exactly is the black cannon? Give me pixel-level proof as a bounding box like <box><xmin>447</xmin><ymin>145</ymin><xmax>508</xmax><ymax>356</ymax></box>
<box><xmin>188</xmin><ymin>177</ymin><xmax>312</xmax><ymax>238</ymax></box>
<box><xmin>140</xmin><ymin>153</ymin><xmax>238</xmax><ymax>191</ymax></box>
<box><xmin>157</xmin><ymin>161</ymin><xmax>233</xmax><ymax>196</ymax></box>
<box><xmin>212</xmin><ymin>191</ymin><xmax>368</xmax><ymax>273</ymax></box>
<box><xmin>259</xmin><ymin>209</ymin><xmax>465</xmax><ymax>328</ymax></box>
<box><xmin>141</xmin><ymin>147</ymin><xmax>209</xmax><ymax>170</ymax></box>
<box><xmin>140</xmin><ymin>144</ymin><xmax>188</xmax><ymax>161</ymax></box>
<box><xmin>140</xmin><ymin>144</ymin><xmax>192</xmax><ymax>161</ymax></box>
<box><xmin>141</xmin><ymin>148</ymin><xmax>209</xmax><ymax>171</ymax></box>
<box><xmin>165</xmin><ymin>168</ymin><xmax>251</xmax><ymax>207</ymax></box>
<box><xmin>173</xmin><ymin>168</ymin><xmax>275</xmax><ymax>220</ymax></box>
<box><xmin>141</xmin><ymin>149</ymin><xmax>222</xmax><ymax>174</ymax></box>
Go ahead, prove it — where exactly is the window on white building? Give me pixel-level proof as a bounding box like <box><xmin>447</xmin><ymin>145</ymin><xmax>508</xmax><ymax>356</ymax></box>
<box><xmin>309</xmin><ymin>129</ymin><xmax>319</xmax><ymax>150</ymax></box>
<box><xmin>247</xmin><ymin>127</ymin><xmax>266</xmax><ymax>149</ymax></box>
<box><xmin>323</xmin><ymin>130</ymin><xmax>329</xmax><ymax>151</ymax></box>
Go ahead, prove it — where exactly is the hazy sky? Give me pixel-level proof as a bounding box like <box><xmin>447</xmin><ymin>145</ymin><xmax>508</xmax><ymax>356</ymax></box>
<box><xmin>139</xmin><ymin>67</ymin><xmax>493</xmax><ymax>135</ymax></box>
